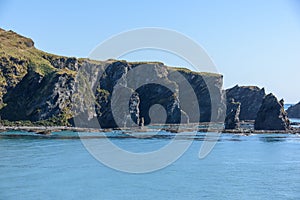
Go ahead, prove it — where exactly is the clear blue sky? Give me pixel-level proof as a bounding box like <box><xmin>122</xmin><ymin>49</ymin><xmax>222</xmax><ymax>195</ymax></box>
<box><xmin>1</xmin><ymin>0</ymin><xmax>300</xmax><ymax>103</ymax></box>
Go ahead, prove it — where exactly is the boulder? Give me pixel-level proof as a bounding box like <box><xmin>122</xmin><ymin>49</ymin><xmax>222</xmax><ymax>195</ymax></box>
<box><xmin>254</xmin><ymin>94</ymin><xmax>291</xmax><ymax>130</ymax></box>
<box><xmin>286</xmin><ymin>102</ymin><xmax>300</xmax><ymax>118</ymax></box>
<box><xmin>225</xmin><ymin>99</ymin><xmax>241</xmax><ymax>129</ymax></box>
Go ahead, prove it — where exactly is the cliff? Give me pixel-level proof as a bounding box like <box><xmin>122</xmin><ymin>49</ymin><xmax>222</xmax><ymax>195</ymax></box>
<box><xmin>0</xmin><ymin>28</ymin><xmax>225</xmax><ymax>127</ymax></box>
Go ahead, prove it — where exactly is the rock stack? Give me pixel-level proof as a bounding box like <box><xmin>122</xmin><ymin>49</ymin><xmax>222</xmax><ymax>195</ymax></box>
<box><xmin>225</xmin><ymin>99</ymin><xmax>241</xmax><ymax>129</ymax></box>
<box><xmin>255</xmin><ymin>94</ymin><xmax>291</xmax><ymax>130</ymax></box>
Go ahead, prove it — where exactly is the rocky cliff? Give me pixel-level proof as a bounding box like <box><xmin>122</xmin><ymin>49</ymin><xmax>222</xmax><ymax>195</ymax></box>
<box><xmin>0</xmin><ymin>28</ymin><xmax>225</xmax><ymax>127</ymax></box>
<box><xmin>226</xmin><ymin>85</ymin><xmax>266</xmax><ymax>120</ymax></box>
<box><xmin>286</xmin><ymin>102</ymin><xmax>300</xmax><ymax>118</ymax></box>
<box><xmin>71</xmin><ymin>60</ymin><xmax>226</xmax><ymax>128</ymax></box>
<box><xmin>254</xmin><ymin>94</ymin><xmax>290</xmax><ymax>130</ymax></box>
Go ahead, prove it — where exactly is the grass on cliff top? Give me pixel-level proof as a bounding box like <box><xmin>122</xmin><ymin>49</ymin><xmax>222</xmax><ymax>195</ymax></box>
<box><xmin>0</xmin><ymin>29</ymin><xmax>76</xmax><ymax>77</ymax></box>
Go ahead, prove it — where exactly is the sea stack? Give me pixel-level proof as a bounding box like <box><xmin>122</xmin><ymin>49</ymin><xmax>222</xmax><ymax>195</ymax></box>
<box><xmin>226</xmin><ymin>85</ymin><xmax>265</xmax><ymax>120</ymax></box>
<box><xmin>225</xmin><ymin>99</ymin><xmax>241</xmax><ymax>129</ymax></box>
<box><xmin>254</xmin><ymin>94</ymin><xmax>291</xmax><ymax>130</ymax></box>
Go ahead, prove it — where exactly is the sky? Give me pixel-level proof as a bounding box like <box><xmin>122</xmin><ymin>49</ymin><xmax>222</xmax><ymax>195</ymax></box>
<box><xmin>0</xmin><ymin>0</ymin><xmax>300</xmax><ymax>103</ymax></box>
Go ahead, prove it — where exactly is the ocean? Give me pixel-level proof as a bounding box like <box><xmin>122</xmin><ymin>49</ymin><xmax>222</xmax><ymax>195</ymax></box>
<box><xmin>0</xmin><ymin>131</ymin><xmax>300</xmax><ymax>200</ymax></box>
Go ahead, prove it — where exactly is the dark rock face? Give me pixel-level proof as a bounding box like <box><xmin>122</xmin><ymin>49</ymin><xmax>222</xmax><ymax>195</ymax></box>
<box><xmin>174</xmin><ymin>70</ymin><xmax>226</xmax><ymax>123</ymax></box>
<box><xmin>254</xmin><ymin>94</ymin><xmax>291</xmax><ymax>130</ymax></box>
<box><xmin>89</xmin><ymin>61</ymin><xmax>225</xmax><ymax>128</ymax></box>
<box><xmin>42</xmin><ymin>55</ymin><xmax>79</xmax><ymax>71</ymax></box>
<box><xmin>91</xmin><ymin>61</ymin><xmax>182</xmax><ymax>128</ymax></box>
<box><xmin>286</xmin><ymin>102</ymin><xmax>300</xmax><ymax>118</ymax></box>
<box><xmin>0</xmin><ymin>28</ymin><xmax>226</xmax><ymax>127</ymax></box>
<box><xmin>135</xmin><ymin>83</ymin><xmax>181</xmax><ymax>125</ymax></box>
<box><xmin>226</xmin><ymin>85</ymin><xmax>265</xmax><ymax>120</ymax></box>
<box><xmin>0</xmin><ymin>58</ymin><xmax>225</xmax><ymax>127</ymax></box>
<box><xmin>0</xmin><ymin>70</ymin><xmax>74</xmax><ymax>123</ymax></box>
<box><xmin>225</xmin><ymin>99</ymin><xmax>241</xmax><ymax>129</ymax></box>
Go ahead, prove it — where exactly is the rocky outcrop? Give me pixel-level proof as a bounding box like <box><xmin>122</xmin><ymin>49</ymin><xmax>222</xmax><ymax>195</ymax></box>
<box><xmin>286</xmin><ymin>102</ymin><xmax>300</xmax><ymax>118</ymax></box>
<box><xmin>173</xmin><ymin>69</ymin><xmax>226</xmax><ymax>123</ymax></box>
<box><xmin>89</xmin><ymin>61</ymin><xmax>183</xmax><ymax>128</ymax></box>
<box><xmin>254</xmin><ymin>94</ymin><xmax>291</xmax><ymax>130</ymax></box>
<box><xmin>0</xmin><ymin>69</ymin><xmax>75</xmax><ymax>124</ymax></box>
<box><xmin>0</xmin><ymin>28</ymin><xmax>294</xmax><ymax>131</ymax></box>
<box><xmin>225</xmin><ymin>99</ymin><xmax>241</xmax><ymax>129</ymax></box>
<box><xmin>226</xmin><ymin>85</ymin><xmax>265</xmax><ymax>120</ymax></box>
<box><xmin>80</xmin><ymin>61</ymin><xmax>225</xmax><ymax>128</ymax></box>
<box><xmin>0</xmin><ymin>28</ymin><xmax>226</xmax><ymax>127</ymax></box>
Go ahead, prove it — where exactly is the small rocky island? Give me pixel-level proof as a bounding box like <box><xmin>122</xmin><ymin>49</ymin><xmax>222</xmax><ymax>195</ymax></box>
<box><xmin>224</xmin><ymin>85</ymin><xmax>295</xmax><ymax>132</ymax></box>
<box><xmin>254</xmin><ymin>94</ymin><xmax>290</xmax><ymax>130</ymax></box>
<box><xmin>0</xmin><ymin>28</ymin><xmax>299</xmax><ymax>134</ymax></box>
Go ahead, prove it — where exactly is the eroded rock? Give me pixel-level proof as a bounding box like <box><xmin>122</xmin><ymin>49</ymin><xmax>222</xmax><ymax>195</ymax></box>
<box><xmin>226</xmin><ymin>85</ymin><xmax>265</xmax><ymax>120</ymax></box>
<box><xmin>225</xmin><ymin>99</ymin><xmax>241</xmax><ymax>129</ymax></box>
<box><xmin>255</xmin><ymin>94</ymin><xmax>291</xmax><ymax>130</ymax></box>
<box><xmin>0</xmin><ymin>28</ymin><xmax>226</xmax><ymax>128</ymax></box>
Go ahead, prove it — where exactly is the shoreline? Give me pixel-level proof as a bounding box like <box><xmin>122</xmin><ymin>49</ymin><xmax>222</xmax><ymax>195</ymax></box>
<box><xmin>1</xmin><ymin>123</ymin><xmax>300</xmax><ymax>135</ymax></box>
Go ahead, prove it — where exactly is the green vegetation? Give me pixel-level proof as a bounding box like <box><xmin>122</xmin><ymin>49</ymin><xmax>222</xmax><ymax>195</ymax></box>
<box><xmin>0</xmin><ymin>28</ymin><xmax>223</xmax><ymax>127</ymax></box>
<box><xmin>0</xmin><ymin>28</ymin><xmax>76</xmax><ymax>77</ymax></box>
<box><xmin>0</xmin><ymin>28</ymin><xmax>77</xmax><ymax>126</ymax></box>
<box><xmin>0</xmin><ymin>118</ymin><xmax>71</xmax><ymax>127</ymax></box>
<box><xmin>129</xmin><ymin>61</ymin><xmax>164</xmax><ymax>65</ymax></box>
<box><xmin>96</xmin><ymin>88</ymin><xmax>110</xmax><ymax>97</ymax></box>
<box><xmin>0</xmin><ymin>119</ymin><xmax>34</xmax><ymax>127</ymax></box>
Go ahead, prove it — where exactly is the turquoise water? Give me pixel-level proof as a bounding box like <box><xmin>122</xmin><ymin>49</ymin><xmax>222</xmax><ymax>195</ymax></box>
<box><xmin>1</xmin><ymin>131</ymin><xmax>300</xmax><ymax>200</ymax></box>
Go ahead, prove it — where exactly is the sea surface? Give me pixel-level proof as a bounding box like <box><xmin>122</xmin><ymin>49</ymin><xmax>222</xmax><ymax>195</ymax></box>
<box><xmin>0</xmin><ymin>130</ymin><xmax>300</xmax><ymax>200</ymax></box>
